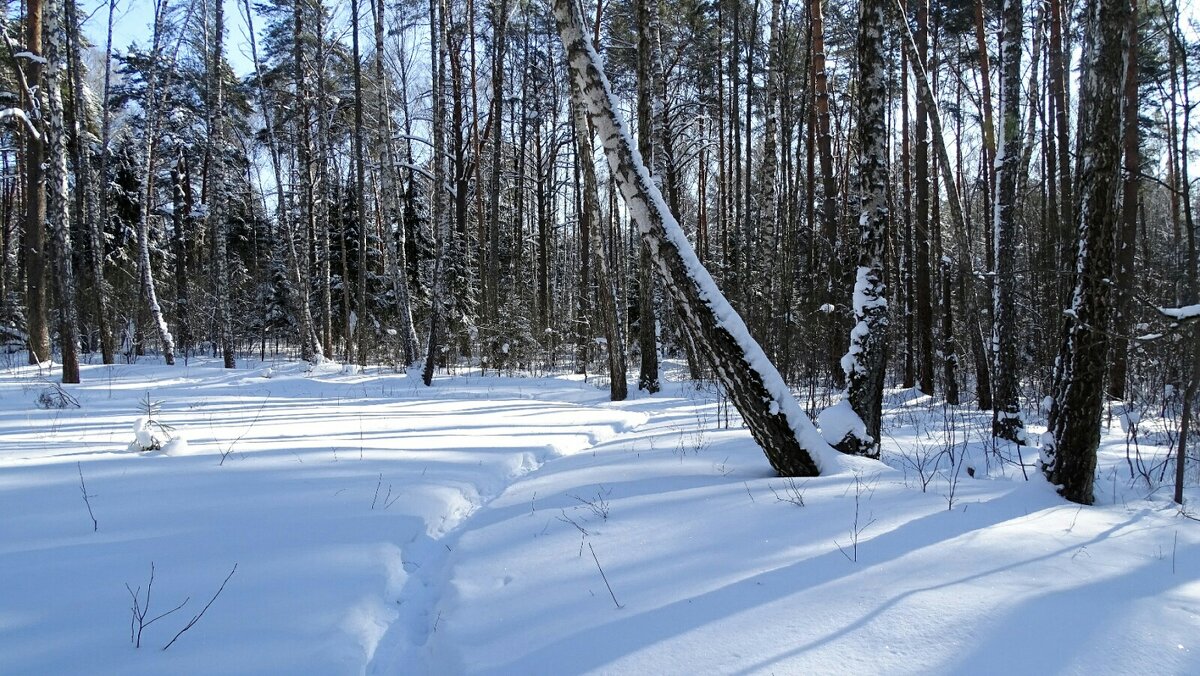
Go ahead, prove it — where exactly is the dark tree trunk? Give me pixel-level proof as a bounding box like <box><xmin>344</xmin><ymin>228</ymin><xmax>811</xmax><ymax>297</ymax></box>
<box><xmin>635</xmin><ymin>0</ymin><xmax>660</xmax><ymax>393</ymax></box>
<box><xmin>1041</xmin><ymin>0</ymin><xmax>1130</xmax><ymax>505</ymax></box>
<box><xmin>44</xmin><ymin>0</ymin><xmax>79</xmax><ymax>383</ymax></box>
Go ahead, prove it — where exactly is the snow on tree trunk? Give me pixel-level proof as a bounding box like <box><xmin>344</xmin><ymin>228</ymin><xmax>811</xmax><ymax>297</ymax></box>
<box><xmin>1041</xmin><ymin>0</ymin><xmax>1130</xmax><ymax>505</ymax></box>
<box><xmin>135</xmin><ymin>4</ymin><xmax>174</xmax><ymax>366</ymax></box>
<box><xmin>43</xmin><ymin>0</ymin><xmax>79</xmax><ymax>383</ymax></box>
<box><xmin>992</xmin><ymin>0</ymin><xmax>1025</xmax><ymax>443</ymax></box>
<box><xmin>826</xmin><ymin>0</ymin><xmax>889</xmax><ymax>458</ymax></box>
<box><xmin>553</xmin><ymin>0</ymin><xmax>836</xmax><ymax>475</ymax></box>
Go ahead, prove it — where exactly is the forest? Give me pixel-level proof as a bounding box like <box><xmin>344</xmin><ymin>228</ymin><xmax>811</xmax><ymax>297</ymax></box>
<box><xmin>2</xmin><ymin>0</ymin><xmax>1199</xmax><ymax>500</ymax></box>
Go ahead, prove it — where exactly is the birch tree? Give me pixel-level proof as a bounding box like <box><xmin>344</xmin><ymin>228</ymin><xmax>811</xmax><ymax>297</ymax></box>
<box><xmin>554</xmin><ymin>0</ymin><xmax>835</xmax><ymax>476</ymax></box>
<box><xmin>1041</xmin><ymin>0</ymin><xmax>1131</xmax><ymax>505</ymax></box>
<box><xmin>44</xmin><ymin>0</ymin><xmax>80</xmax><ymax>382</ymax></box>
<box><xmin>992</xmin><ymin>0</ymin><xmax>1025</xmax><ymax>442</ymax></box>
<box><xmin>825</xmin><ymin>0</ymin><xmax>889</xmax><ymax>458</ymax></box>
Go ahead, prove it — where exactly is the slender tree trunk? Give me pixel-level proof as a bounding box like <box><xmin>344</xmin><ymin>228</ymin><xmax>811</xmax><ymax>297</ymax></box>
<box><xmin>134</xmin><ymin>0</ymin><xmax>175</xmax><ymax>366</ymax></box>
<box><xmin>24</xmin><ymin>0</ymin><xmax>49</xmax><ymax>365</ymax></box>
<box><xmin>1048</xmin><ymin>0</ymin><xmax>1073</xmax><ymax>286</ymax></box>
<box><xmin>351</xmin><ymin>0</ymin><xmax>369</xmax><ymax>365</ymax></box>
<box><xmin>372</xmin><ymin>0</ymin><xmax>418</xmax><ymax>366</ymax></box>
<box><xmin>811</xmin><ymin>0</ymin><xmax>842</xmax><ymax>389</ymax></box>
<box><xmin>1109</xmin><ymin>0</ymin><xmax>1139</xmax><ymax>401</ymax></box>
<box><xmin>485</xmin><ymin>0</ymin><xmax>507</xmax><ymax>332</ymax></box>
<box><xmin>635</xmin><ymin>0</ymin><xmax>660</xmax><ymax>393</ymax></box>
<box><xmin>913</xmin><ymin>0</ymin><xmax>934</xmax><ymax>394</ymax></box>
<box><xmin>66</xmin><ymin>0</ymin><xmax>113</xmax><ymax>364</ymax></box>
<box><xmin>992</xmin><ymin>0</ymin><xmax>1025</xmax><ymax>442</ymax></box>
<box><xmin>422</xmin><ymin>0</ymin><xmax>448</xmax><ymax>386</ymax></box>
<box><xmin>571</xmin><ymin>86</ymin><xmax>627</xmax><ymax>400</ymax></box>
<box><xmin>208</xmin><ymin>0</ymin><xmax>233</xmax><ymax>368</ymax></box>
<box><xmin>94</xmin><ymin>0</ymin><xmax>118</xmax><ymax>363</ymax></box>
<box><xmin>43</xmin><ymin>0</ymin><xmax>79</xmax><ymax>382</ymax></box>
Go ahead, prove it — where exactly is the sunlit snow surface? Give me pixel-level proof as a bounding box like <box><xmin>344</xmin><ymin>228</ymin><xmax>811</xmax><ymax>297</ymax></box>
<box><xmin>0</xmin><ymin>358</ymin><xmax>1196</xmax><ymax>675</ymax></box>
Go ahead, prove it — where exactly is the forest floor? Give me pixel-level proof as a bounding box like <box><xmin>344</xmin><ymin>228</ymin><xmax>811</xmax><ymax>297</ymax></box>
<box><xmin>0</xmin><ymin>356</ymin><xmax>1197</xmax><ymax>675</ymax></box>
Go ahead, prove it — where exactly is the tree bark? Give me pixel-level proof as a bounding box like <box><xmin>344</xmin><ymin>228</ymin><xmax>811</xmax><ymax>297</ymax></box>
<box><xmin>1041</xmin><ymin>0</ymin><xmax>1130</xmax><ymax>505</ymax></box>
<box><xmin>44</xmin><ymin>0</ymin><xmax>79</xmax><ymax>383</ymax></box>
<box><xmin>24</xmin><ymin>0</ymin><xmax>49</xmax><ymax>365</ymax></box>
<box><xmin>831</xmin><ymin>0</ymin><xmax>890</xmax><ymax>458</ymax></box>
<box><xmin>208</xmin><ymin>0</ymin><xmax>233</xmax><ymax>368</ymax></box>
<box><xmin>992</xmin><ymin>0</ymin><xmax>1025</xmax><ymax>442</ymax></box>
<box><xmin>554</xmin><ymin>0</ymin><xmax>833</xmax><ymax>475</ymax></box>
<box><xmin>635</xmin><ymin>0</ymin><xmax>660</xmax><ymax>393</ymax></box>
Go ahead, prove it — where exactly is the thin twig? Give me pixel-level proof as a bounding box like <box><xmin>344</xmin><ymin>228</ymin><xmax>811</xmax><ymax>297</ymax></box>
<box><xmin>588</xmin><ymin>543</ymin><xmax>622</xmax><ymax>609</ymax></box>
<box><xmin>77</xmin><ymin>462</ymin><xmax>97</xmax><ymax>532</ymax></box>
<box><xmin>162</xmin><ymin>563</ymin><xmax>238</xmax><ymax>651</ymax></box>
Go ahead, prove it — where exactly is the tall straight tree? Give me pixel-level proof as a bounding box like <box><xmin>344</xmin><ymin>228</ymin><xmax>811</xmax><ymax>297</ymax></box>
<box><xmin>570</xmin><ymin>82</ymin><xmax>627</xmax><ymax>401</ymax></box>
<box><xmin>351</xmin><ymin>0</ymin><xmax>368</xmax><ymax>365</ymax></box>
<box><xmin>830</xmin><ymin>0</ymin><xmax>889</xmax><ymax>457</ymax></box>
<box><xmin>634</xmin><ymin>0</ymin><xmax>660</xmax><ymax>393</ymax></box>
<box><xmin>422</xmin><ymin>0</ymin><xmax>449</xmax><ymax>386</ymax></box>
<box><xmin>66</xmin><ymin>0</ymin><xmax>114</xmax><ymax>364</ymax></box>
<box><xmin>43</xmin><ymin>0</ymin><xmax>80</xmax><ymax>383</ymax></box>
<box><xmin>208</xmin><ymin>0</ymin><xmax>234</xmax><ymax>369</ymax></box>
<box><xmin>913</xmin><ymin>0</ymin><xmax>934</xmax><ymax>394</ymax></box>
<box><xmin>811</xmin><ymin>0</ymin><xmax>842</xmax><ymax>388</ymax></box>
<box><xmin>23</xmin><ymin>0</ymin><xmax>50</xmax><ymax>364</ymax></box>
<box><xmin>992</xmin><ymin>0</ymin><xmax>1025</xmax><ymax>442</ymax></box>
<box><xmin>1041</xmin><ymin>0</ymin><xmax>1130</xmax><ymax>505</ymax></box>
<box><xmin>373</xmin><ymin>0</ymin><xmax>419</xmax><ymax>365</ymax></box>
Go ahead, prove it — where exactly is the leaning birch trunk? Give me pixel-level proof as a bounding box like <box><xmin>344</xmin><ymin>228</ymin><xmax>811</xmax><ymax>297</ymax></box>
<box><xmin>553</xmin><ymin>0</ymin><xmax>833</xmax><ymax>476</ymax></box>
<box><xmin>135</xmin><ymin>2</ymin><xmax>174</xmax><ymax>366</ymax></box>
<box><xmin>44</xmin><ymin>0</ymin><xmax>80</xmax><ymax>383</ymax></box>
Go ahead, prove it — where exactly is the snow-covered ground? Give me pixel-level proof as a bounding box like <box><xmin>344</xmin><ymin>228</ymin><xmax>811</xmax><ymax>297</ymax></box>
<box><xmin>1</xmin><ymin>357</ymin><xmax>1197</xmax><ymax>675</ymax></box>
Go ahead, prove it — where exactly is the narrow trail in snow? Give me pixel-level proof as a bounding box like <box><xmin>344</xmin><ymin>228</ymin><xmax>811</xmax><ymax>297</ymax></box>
<box><xmin>365</xmin><ymin>404</ymin><xmax>647</xmax><ymax>675</ymax></box>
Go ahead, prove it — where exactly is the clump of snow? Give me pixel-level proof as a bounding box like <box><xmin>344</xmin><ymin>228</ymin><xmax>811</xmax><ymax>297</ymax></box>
<box><xmin>260</xmin><ymin>367</ymin><xmax>274</xmax><ymax>379</ymax></box>
<box><xmin>128</xmin><ymin>415</ymin><xmax>180</xmax><ymax>453</ymax></box>
<box><xmin>817</xmin><ymin>398</ymin><xmax>870</xmax><ymax>447</ymax></box>
<box><xmin>1160</xmin><ymin>303</ymin><xmax>1200</xmax><ymax>320</ymax></box>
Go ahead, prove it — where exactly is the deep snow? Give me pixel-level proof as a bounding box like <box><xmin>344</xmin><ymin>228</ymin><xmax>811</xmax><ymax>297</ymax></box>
<box><xmin>0</xmin><ymin>357</ymin><xmax>1197</xmax><ymax>675</ymax></box>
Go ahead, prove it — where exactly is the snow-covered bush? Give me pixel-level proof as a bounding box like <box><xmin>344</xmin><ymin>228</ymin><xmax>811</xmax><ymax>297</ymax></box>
<box><xmin>128</xmin><ymin>393</ymin><xmax>187</xmax><ymax>454</ymax></box>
